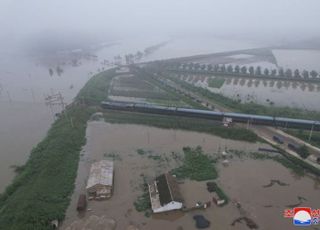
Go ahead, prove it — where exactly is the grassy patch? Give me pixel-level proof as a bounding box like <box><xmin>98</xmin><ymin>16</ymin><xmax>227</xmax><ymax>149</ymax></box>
<box><xmin>76</xmin><ymin>69</ymin><xmax>116</xmax><ymax>105</ymax></box>
<box><xmin>286</xmin><ymin>129</ymin><xmax>320</xmax><ymax>149</ymax></box>
<box><xmin>171</xmin><ymin>146</ymin><xmax>217</xmax><ymax>181</ymax></box>
<box><xmin>133</xmin><ymin>177</ymin><xmax>151</xmax><ymax>217</ymax></box>
<box><xmin>228</xmin><ymin>150</ymin><xmax>305</xmax><ymax>176</ymax></box>
<box><xmin>208</xmin><ymin>77</ymin><xmax>225</xmax><ymax>88</ymax></box>
<box><xmin>0</xmin><ymin>69</ymin><xmax>116</xmax><ymax>229</ymax></box>
<box><xmin>166</xmin><ymin>73</ymin><xmax>320</xmax><ymax>120</ymax></box>
<box><xmin>136</xmin><ymin>149</ymin><xmax>147</xmax><ymax>155</ymax></box>
<box><xmin>103</xmin><ymin>110</ymin><xmax>259</xmax><ymax>143</ymax></box>
<box><xmin>0</xmin><ymin>106</ymin><xmax>95</xmax><ymax>229</ymax></box>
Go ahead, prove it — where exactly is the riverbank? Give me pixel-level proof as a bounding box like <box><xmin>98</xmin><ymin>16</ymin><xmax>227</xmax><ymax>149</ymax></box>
<box><xmin>0</xmin><ymin>68</ymin><xmax>117</xmax><ymax>229</ymax></box>
<box><xmin>0</xmin><ymin>67</ymin><xmax>261</xmax><ymax>229</ymax></box>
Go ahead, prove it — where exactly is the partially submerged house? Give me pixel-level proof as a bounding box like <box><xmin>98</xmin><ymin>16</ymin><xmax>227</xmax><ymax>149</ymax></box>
<box><xmin>86</xmin><ymin>160</ymin><xmax>114</xmax><ymax>200</ymax></box>
<box><xmin>148</xmin><ymin>173</ymin><xmax>183</xmax><ymax>213</ymax></box>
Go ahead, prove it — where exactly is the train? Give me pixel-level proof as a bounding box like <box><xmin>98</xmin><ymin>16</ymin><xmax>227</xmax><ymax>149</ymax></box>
<box><xmin>101</xmin><ymin>101</ymin><xmax>320</xmax><ymax>131</ymax></box>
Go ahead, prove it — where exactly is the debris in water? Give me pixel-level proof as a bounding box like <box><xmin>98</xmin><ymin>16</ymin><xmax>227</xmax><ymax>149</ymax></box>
<box><xmin>262</xmin><ymin>179</ymin><xmax>289</xmax><ymax>188</ymax></box>
<box><xmin>193</xmin><ymin>215</ymin><xmax>210</xmax><ymax>229</ymax></box>
<box><xmin>231</xmin><ymin>217</ymin><xmax>258</xmax><ymax>229</ymax></box>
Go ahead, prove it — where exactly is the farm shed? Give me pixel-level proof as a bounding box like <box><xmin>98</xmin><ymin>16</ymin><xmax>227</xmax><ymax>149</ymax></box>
<box><xmin>86</xmin><ymin>160</ymin><xmax>114</xmax><ymax>200</ymax></box>
<box><xmin>148</xmin><ymin>173</ymin><xmax>183</xmax><ymax>213</ymax></box>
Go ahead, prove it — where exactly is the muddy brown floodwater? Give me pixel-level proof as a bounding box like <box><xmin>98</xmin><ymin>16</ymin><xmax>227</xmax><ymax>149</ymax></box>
<box><xmin>61</xmin><ymin>122</ymin><xmax>320</xmax><ymax>230</ymax></box>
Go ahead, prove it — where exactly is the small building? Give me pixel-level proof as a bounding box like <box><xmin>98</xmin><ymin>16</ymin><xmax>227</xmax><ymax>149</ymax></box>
<box><xmin>148</xmin><ymin>173</ymin><xmax>183</xmax><ymax>213</ymax></box>
<box><xmin>86</xmin><ymin>160</ymin><xmax>114</xmax><ymax>200</ymax></box>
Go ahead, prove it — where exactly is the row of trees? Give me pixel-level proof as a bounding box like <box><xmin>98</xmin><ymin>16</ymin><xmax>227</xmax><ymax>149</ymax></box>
<box><xmin>171</xmin><ymin>62</ymin><xmax>319</xmax><ymax>80</ymax></box>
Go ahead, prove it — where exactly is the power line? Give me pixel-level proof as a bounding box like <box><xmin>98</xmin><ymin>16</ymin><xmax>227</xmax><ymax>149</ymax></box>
<box><xmin>45</xmin><ymin>92</ymin><xmax>73</xmax><ymax>128</ymax></box>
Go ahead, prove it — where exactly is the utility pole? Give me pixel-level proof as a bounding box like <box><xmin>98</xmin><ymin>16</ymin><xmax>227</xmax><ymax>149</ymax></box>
<box><xmin>7</xmin><ymin>90</ymin><xmax>12</xmax><ymax>103</ymax></box>
<box><xmin>309</xmin><ymin>123</ymin><xmax>314</xmax><ymax>141</ymax></box>
<box><xmin>45</xmin><ymin>92</ymin><xmax>73</xmax><ymax>127</ymax></box>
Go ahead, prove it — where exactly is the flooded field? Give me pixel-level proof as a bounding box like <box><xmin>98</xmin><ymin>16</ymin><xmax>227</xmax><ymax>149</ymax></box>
<box><xmin>174</xmin><ymin>73</ymin><xmax>320</xmax><ymax>111</ymax></box>
<box><xmin>109</xmin><ymin>73</ymin><xmax>187</xmax><ymax>106</ymax></box>
<box><xmin>0</xmin><ymin>36</ymin><xmax>263</xmax><ymax>191</ymax></box>
<box><xmin>62</xmin><ymin>122</ymin><xmax>320</xmax><ymax>230</ymax></box>
<box><xmin>273</xmin><ymin>49</ymin><xmax>320</xmax><ymax>72</ymax></box>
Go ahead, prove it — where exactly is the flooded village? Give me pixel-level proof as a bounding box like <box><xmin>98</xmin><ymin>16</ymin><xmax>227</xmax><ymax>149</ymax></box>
<box><xmin>1</xmin><ymin>2</ymin><xmax>320</xmax><ymax>228</ymax></box>
<box><xmin>61</xmin><ymin>121</ymin><xmax>320</xmax><ymax>230</ymax></box>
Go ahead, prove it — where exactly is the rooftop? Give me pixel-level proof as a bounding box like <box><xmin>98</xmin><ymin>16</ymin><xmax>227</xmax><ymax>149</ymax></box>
<box><xmin>86</xmin><ymin>160</ymin><xmax>114</xmax><ymax>189</ymax></box>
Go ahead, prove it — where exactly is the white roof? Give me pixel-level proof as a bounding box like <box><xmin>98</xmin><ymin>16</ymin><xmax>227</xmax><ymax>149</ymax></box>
<box><xmin>86</xmin><ymin>160</ymin><xmax>114</xmax><ymax>189</ymax></box>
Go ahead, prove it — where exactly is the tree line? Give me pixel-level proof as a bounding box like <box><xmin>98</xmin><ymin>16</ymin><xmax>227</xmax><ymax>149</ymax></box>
<box><xmin>168</xmin><ymin>62</ymin><xmax>319</xmax><ymax>81</ymax></box>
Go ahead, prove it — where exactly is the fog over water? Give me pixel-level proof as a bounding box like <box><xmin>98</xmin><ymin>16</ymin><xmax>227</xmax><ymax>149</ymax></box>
<box><xmin>1</xmin><ymin>0</ymin><xmax>320</xmax><ymax>55</ymax></box>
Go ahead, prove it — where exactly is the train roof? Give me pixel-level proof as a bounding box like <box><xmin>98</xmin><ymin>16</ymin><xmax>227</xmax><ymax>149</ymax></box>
<box><xmin>102</xmin><ymin>101</ymin><xmax>320</xmax><ymax>126</ymax></box>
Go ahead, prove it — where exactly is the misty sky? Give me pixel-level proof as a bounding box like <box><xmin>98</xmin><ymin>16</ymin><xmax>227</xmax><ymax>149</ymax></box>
<box><xmin>0</xmin><ymin>0</ymin><xmax>319</xmax><ymax>51</ymax></box>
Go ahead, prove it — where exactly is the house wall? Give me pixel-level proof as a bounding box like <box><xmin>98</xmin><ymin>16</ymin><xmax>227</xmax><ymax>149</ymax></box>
<box><xmin>153</xmin><ymin>201</ymin><xmax>183</xmax><ymax>213</ymax></box>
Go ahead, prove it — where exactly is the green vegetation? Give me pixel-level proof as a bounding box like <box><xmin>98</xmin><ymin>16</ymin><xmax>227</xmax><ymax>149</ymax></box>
<box><xmin>171</xmin><ymin>146</ymin><xmax>229</xmax><ymax>205</ymax></box>
<box><xmin>228</xmin><ymin>150</ymin><xmax>305</xmax><ymax>176</ymax></box>
<box><xmin>297</xmin><ymin>145</ymin><xmax>310</xmax><ymax>159</ymax></box>
<box><xmin>286</xmin><ymin>129</ymin><xmax>320</xmax><ymax>148</ymax></box>
<box><xmin>208</xmin><ymin>77</ymin><xmax>225</xmax><ymax>88</ymax></box>
<box><xmin>166</xmin><ymin>73</ymin><xmax>320</xmax><ymax>120</ymax></box>
<box><xmin>76</xmin><ymin>69</ymin><xmax>115</xmax><ymax>105</ymax></box>
<box><xmin>0</xmin><ymin>106</ymin><xmax>94</xmax><ymax>229</ymax></box>
<box><xmin>104</xmin><ymin>110</ymin><xmax>259</xmax><ymax>142</ymax></box>
<box><xmin>207</xmin><ymin>182</ymin><xmax>228</xmax><ymax>205</ymax></box>
<box><xmin>133</xmin><ymin>67</ymin><xmax>207</xmax><ymax>109</ymax></box>
<box><xmin>136</xmin><ymin>148</ymin><xmax>147</xmax><ymax>155</ymax></box>
<box><xmin>171</xmin><ymin>61</ymin><xmax>319</xmax><ymax>82</ymax></box>
<box><xmin>103</xmin><ymin>152</ymin><xmax>122</xmax><ymax>161</ymax></box>
<box><xmin>133</xmin><ymin>189</ymin><xmax>150</xmax><ymax>212</ymax></box>
<box><xmin>0</xmin><ymin>69</ymin><xmax>117</xmax><ymax>229</ymax></box>
<box><xmin>133</xmin><ymin>178</ymin><xmax>151</xmax><ymax>217</ymax></box>
<box><xmin>171</xmin><ymin>146</ymin><xmax>217</xmax><ymax>181</ymax></box>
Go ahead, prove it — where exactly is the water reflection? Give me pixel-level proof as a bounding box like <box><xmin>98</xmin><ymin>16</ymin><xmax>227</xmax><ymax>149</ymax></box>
<box><xmin>175</xmin><ymin>73</ymin><xmax>320</xmax><ymax>111</ymax></box>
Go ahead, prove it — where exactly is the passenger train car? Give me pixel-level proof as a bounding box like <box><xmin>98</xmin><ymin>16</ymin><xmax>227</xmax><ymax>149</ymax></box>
<box><xmin>101</xmin><ymin>101</ymin><xmax>320</xmax><ymax>131</ymax></box>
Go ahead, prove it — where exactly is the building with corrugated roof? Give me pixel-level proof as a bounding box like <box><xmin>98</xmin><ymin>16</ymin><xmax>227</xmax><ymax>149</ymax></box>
<box><xmin>86</xmin><ymin>160</ymin><xmax>114</xmax><ymax>200</ymax></box>
<box><xmin>148</xmin><ymin>173</ymin><xmax>183</xmax><ymax>213</ymax></box>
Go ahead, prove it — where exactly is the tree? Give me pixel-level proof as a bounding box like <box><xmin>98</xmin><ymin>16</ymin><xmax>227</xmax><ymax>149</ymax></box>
<box><xmin>255</xmin><ymin>66</ymin><xmax>262</xmax><ymax>75</ymax></box>
<box><xmin>181</xmin><ymin>63</ymin><xmax>188</xmax><ymax>70</ymax></box>
<box><xmin>302</xmin><ymin>70</ymin><xmax>309</xmax><ymax>79</ymax></box>
<box><xmin>310</xmin><ymin>70</ymin><xmax>318</xmax><ymax>79</ymax></box>
<box><xmin>194</xmin><ymin>63</ymin><xmax>200</xmax><ymax>71</ymax></box>
<box><xmin>234</xmin><ymin>65</ymin><xmax>240</xmax><ymax>74</ymax></box>
<box><xmin>298</xmin><ymin>145</ymin><xmax>310</xmax><ymax>159</ymax></box>
<box><xmin>264</xmin><ymin>68</ymin><xmax>269</xmax><ymax>76</ymax></box>
<box><xmin>213</xmin><ymin>65</ymin><xmax>219</xmax><ymax>72</ymax></box>
<box><xmin>49</xmin><ymin>68</ymin><xmax>54</xmax><ymax>76</ymax></box>
<box><xmin>56</xmin><ymin>66</ymin><xmax>63</xmax><ymax>76</ymax></box>
<box><xmin>271</xmin><ymin>69</ymin><xmax>277</xmax><ymax>76</ymax></box>
<box><xmin>249</xmin><ymin>66</ymin><xmax>254</xmax><ymax>75</ymax></box>
<box><xmin>294</xmin><ymin>69</ymin><xmax>300</xmax><ymax>78</ymax></box>
<box><xmin>240</xmin><ymin>66</ymin><xmax>247</xmax><ymax>75</ymax></box>
<box><xmin>135</xmin><ymin>51</ymin><xmax>144</xmax><ymax>60</ymax></box>
<box><xmin>285</xmin><ymin>68</ymin><xmax>292</xmax><ymax>78</ymax></box>
<box><xmin>278</xmin><ymin>68</ymin><xmax>284</xmax><ymax>77</ymax></box>
<box><xmin>227</xmin><ymin>65</ymin><xmax>233</xmax><ymax>73</ymax></box>
<box><xmin>220</xmin><ymin>64</ymin><xmax>226</xmax><ymax>73</ymax></box>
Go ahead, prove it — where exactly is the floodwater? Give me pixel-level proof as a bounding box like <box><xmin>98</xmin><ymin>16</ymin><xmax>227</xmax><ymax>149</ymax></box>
<box><xmin>273</xmin><ymin>49</ymin><xmax>320</xmax><ymax>72</ymax></box>
<box><xmin>0</xmin><ymin>52</ymin><xmax>102</xmax><ymax>191</ymax></box>
<box><xmin>61</xmin><ymin>122</ymin><xmax>320</xmax><ymax>230</ymax></box>
<box><xmin>0</xmin><ymin>36</ymin><xmax>264</xmax><ymax>192</ymax></box>
<box><xmin>176</xmin><ymin>74</ymin><xmax>320</xmax><ymax>111</ymax></box>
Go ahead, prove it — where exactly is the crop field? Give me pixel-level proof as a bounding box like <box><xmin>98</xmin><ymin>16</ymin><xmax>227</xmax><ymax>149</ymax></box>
<box><xmin>109</xmin><ymin>74</ymin><xmax>186</xmax><ymax>105</ymax></box>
